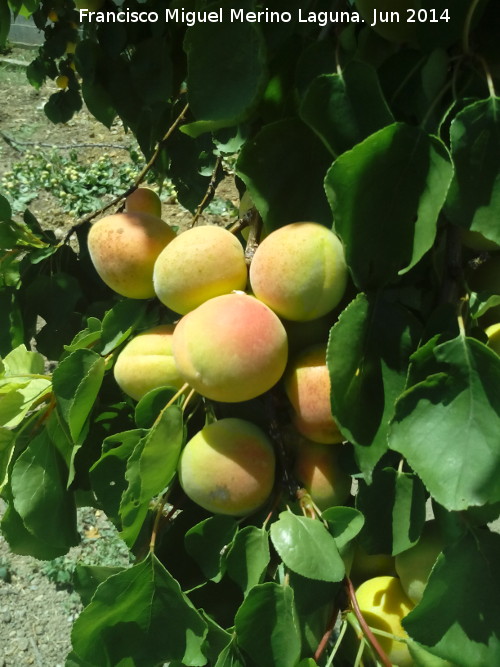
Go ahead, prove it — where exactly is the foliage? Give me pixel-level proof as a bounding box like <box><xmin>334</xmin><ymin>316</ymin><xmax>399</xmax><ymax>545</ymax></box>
<box><xmin>1</xmin><ymin>0</ymin><xmax>500</xmax><ymax>666</ymax></box>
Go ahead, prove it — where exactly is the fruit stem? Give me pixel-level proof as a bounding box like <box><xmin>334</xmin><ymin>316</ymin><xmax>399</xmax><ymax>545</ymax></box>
<box><xmin>345</xmin><ymin>577</ymin><xmax>392</xmax><ymax>667</ymax></box>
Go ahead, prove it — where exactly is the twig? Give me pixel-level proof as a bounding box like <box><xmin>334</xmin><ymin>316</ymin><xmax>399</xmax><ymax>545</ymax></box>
<box><xmin>188</xmin><ymin>155</ymin><xmax>224</xmax><ymax>228</ymax></box>
<box><xmin>345</xmin><ymin>577</ymin><xmax>392</xmax><ymax>667</ymax></box>
<box><xmin>462</xmin><ymin>0</ymin><xmax>482</xmax><ymax>55</ymax></box>
<box><xmin>0</xmin><ymin>131</ymin><xmax>131</xmax><ymax>151</ymax></box>
<box><xmin>63</xmin><ymin>102</ymin><xmax>189</xmax><ymax>242</ymax></box>
<box><xmin>314</xmin><ymin>603</ymin><xmax>340</xmax><ymax>663</ymax></box>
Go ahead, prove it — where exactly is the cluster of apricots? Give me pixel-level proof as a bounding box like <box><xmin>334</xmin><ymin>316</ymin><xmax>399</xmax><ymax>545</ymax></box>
<box><xmin>88</xmin><ymin>188</ymin><xmax>460</xmax><ymax>665</ymax></box>
<box><xmin>87</xmin><ymin>187</ymin><xmax>350</xmax><ymax>519</ymax></box>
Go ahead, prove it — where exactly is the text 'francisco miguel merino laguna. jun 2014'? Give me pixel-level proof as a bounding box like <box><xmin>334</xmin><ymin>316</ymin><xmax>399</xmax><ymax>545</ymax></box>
<box><xmin>78</xmin><ymin>6</ymin><xmax>452</xmax><ymax>28</ymax></box>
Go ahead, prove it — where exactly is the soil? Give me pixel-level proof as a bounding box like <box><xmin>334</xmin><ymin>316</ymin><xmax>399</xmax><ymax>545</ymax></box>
<box><xmin>0</xmin><ymin>47</ymin><xmax>239</xmax><ymax>667</ymax></box>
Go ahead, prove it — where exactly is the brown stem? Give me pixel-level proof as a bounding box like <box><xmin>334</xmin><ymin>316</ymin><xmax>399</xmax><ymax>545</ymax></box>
<box><xmin>345</xmin><ymin>577</ymin><xmax>392</xmax><ymax>667</ymax></box>
<box><xmin>188</xmin><ymin>155</ymin><xmax>223</xmax><ymax>228</ymax></box>
<box><xmin>63</xmin><ymin>102</ymin><xmax>189</xmax><ymax>242</ymax></box>
<box><xmin>314</xmin><ymin>603</ymin><xmax>340</xmax><ymax>663</ymax></box>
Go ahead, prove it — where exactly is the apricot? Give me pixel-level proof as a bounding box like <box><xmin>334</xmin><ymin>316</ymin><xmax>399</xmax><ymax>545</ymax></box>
<box><xmin>486</xmin><ymin>323</ymin><xmax>500</xmax><ymax>355</ymax></box>
<box><xmin>113</xmin><ymin>324</ymin><xmax>184</xmax><ymax>401</ymax></box>
<box><xmin>355</xmin><ymin>576</ymin><xmax>414</xmax><ymax>667</ymax></box>
<box><xmin>249</xmin><ymin>222</ymin><xmax>347</xmax><ymax>321</ymax></box>
<box><xmin>87</xmin><ymin>212</ymin><xmax>176</xmax><ymax>299</ymax></box>
<box><xmin>178</xmin><ymin>418</ymin><xmax>276</xmax><ymax>516</ymax></box>
<box><xmin>153</xmin><ymin>225</ymin><xmax>248</xmax><ymax>314</ymax></box>
<box><xmin>284</xmin><ymin>344</ymin><xmax>343</xmax><ymax>444</ymax></box>
<box><xmin>395</xmin><ymin>520</ymin><xmax>444</xmax><ymax>604</ymax></box>
<box><xmin>172</xmin><ymin>293</ymin><xmax>288</xmax><ymax>403</ymax></box>
<box><xmin>294</xmin><ymin>440</ymin><xmax>351</xmax><ymax>511</ymax></box>
<box><xmin>125</xmin><ymin>187</ymin><xmax>162</xmax><ymax>218</ymax></box>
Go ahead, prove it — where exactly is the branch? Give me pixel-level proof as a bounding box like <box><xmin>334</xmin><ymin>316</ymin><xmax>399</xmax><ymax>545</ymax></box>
<box><xmin>188</xmin><ymin>155</ymin><xmax>224</xmax><ymax>228</ymax></box>
<box><xmin>0</xmin><ymin>131</ymin><xmax>131</xmax><ymax>152</ymax></box>
<box><xmin>63</xmin><ymin>102</ymin><xmax>189</xmax><ymax>243</ymax></box>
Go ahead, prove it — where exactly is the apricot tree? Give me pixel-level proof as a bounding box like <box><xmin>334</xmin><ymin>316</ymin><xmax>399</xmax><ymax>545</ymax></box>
<box><xmin>1</xmin><ymin>1</ymin><xmax>500</xmax><ymax>665</ymax></box>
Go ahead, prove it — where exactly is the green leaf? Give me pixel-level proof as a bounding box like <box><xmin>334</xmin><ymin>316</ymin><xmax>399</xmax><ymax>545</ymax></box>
<box><xmin>184</xmin><ymin>19</ymin><xmax>266</xmax><ymax>131</ymax></box>
<box><xmin>99</xmin><ymin>300</ymin><xmax>148</xmax><ymax>355</ymax></box>
<box><xmin>325</xmin><ymin>122</ymin><xmax>453</xmax><ymax>289</ymax></box>
<box><xmin>322</xmin><ymin>506</ymin><xmax>365</xmax><ymax>551</ymax></box>
<box><xmin>10</xmin><ymin>426</ymin><xmax>79</xmax><ymax>551</ymax></box>
<box><xmin>214</xmin><ymin>639</ymin><xmax>245</xmax><ymax>667</ymax></box>
<box><xmin>44</xmin><ymin>88</ymin><xmax>82</xmax><ymax>124</ymax></box>
<box><xmin>0</xmin><ymin>427</ymin><xmax>15</xmax><ymax>492</ymax></box>
<box><xmin>225</xmin><ymin>525</ymin><xmax>270</xmax><ymax>595</ymax></box>
<box><xmin>81</xmin><ymin>80</ymin><xmax>116</xmax><ymax>129</ymax></box>
<box><xmin>71</xmin><ymin>553</ymin><xmax>208</xmax><ymax>666</ymax></box>
<box><xmin>469</xmin><ymin>292</ymin><xmax>500</xmax><ymax>319</ymax></box>
<box><xmin>234</xmin><ymin>582</ymin><xmax>301</xmax><ymax>667</ymax></box>
<box><xmin>403</xmin><ymin>530</ymin><xmax>500</xmax><ymax>665</ymax></box>
<box><xmin>236</xmin><ymin>118</ymin><xmax>332</xmax><ymax>230</ymax></box>
<box><xmin>185</xmin><ymin>515</ymin><xmax>238</xmax><ymax>581</ymax></box>
<box><xmin>0</xmin><ymin>193</ymin><xmax>12</xmax><ymax>220</ymax></box>
<box><xmin>300</xmin><ymin>62</ymin><xmax>393</xmax><ymax>156</ymax></box>
<box><xmin>0</xmin><ymin>378</ymin><xmax>52</xmax><ymax>428</ymax></box>
<box><xmin>134</xmin><ymin>386</ymin><xmax>179</xmax><ymax>429</ymax></box>
<box><xmin>270</xmin><ymin>511</ymin><xmax>345</xmax><ymax>582</ymax></box>
<box><xmin>130</xmin><ymin>36</ymin><xmax>172</xmax><ymax>105</ymax></box>
<box><xmin>73</xmin><ymin>564</ymin><xmax>126</xmax><ymax>607</ymax></box>
<box><xmin>119</xmin><ymin>406</ymin><xmax>184</xmax><ymax>546</ymax></box>
<box><xmin>390</xmin><ymin>335</ymin><xmax>500</xmax><ymax>510</ymax></box>
<box><xmin>0</xmin><ymin>0</ymin><xmax>10</xmax><ymax>49</ymax></box>
<box><xmin>1</xmin><ymin>497</ymin><xmax>69</xmax><ymax>560</ymax></box>
<box><xmin>90</xmin><ymin>429</ymin><xmax>144</xmax><ymax>525</ymax></box>
<box><xmin>0</xmin><ymin>291</ymin><xmax>23</xmax><ymax>357</ymax></box>
<box><xmin>445</xmin><ymin>98</ymin><xmax>500</xmax><ymax>246</ymax></box>
<box><xmin>53</xmin><ymin>349</ymin><xmax>105</xmax><ymax>443</ymax></box>
<box><xmin>2</xmin><ymin>344</ymin><xmax>45</xmax><ymax>375</ymax></box>
<box><xmin>356</xmin><ymin>467</ymin><xmax>427</xmax><ymax>555</ymax></box>
<box><xmin>327</xmin><ymin>293</ymin><xmax>422</xmax><ymax>476</ymax></box>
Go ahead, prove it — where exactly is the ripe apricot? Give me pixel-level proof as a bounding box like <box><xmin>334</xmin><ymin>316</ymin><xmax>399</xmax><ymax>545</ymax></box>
<box><xmin>249</xmin><ymin>222</ymin><xmax>347</xmax><ymax>321</ymax></box>
<box><xmin>178</xmin><ymin>418</ymin><xmax>276</xmax><ymax>516</ymax></box>
<box><xmin>355</xmin><ymin>576</ymin><xmax>414</xmax><ymax>666</ymax></box>
<box><xmin>113</xmin><ymin>324</ymin><xmax>184</xmax><ymax>401</ymax></box>
<box><xmin>153</xmin><ymin>225</ymin><xmax>248</xmax><ymax>314</ymax></box>
<box><xmin>284</xmin><ymin>344</ymin><xmax>343</xmax><ymax>444</ymax></box>
<box><xmin>294</xmin><ymin>440</ymin><xmax>351</xmax><ymax>510</ymax></box>
<box><xmin>172</xmin><ymin>293</ymin><xmax>288</xmax><ymax>403</ymax></box>
<box><xmin>125</xmin><ymin>187</ymin><xmax>162</xmax><ymax>218</ymax></box>
<box><xmin>87</xmin><ymin>212</ymin><xmax>176</xmax><ymax>299</ymax></box>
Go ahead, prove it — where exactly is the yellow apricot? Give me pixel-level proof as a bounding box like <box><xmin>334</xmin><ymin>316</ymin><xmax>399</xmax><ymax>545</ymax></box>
<box><xmin>55</xmin><ymin>75</ymin><xmax>69</xmax><ymax>89</ymax></box>
<box><xmin>125</xmin><ymin>187</ymin><xmax>162</xmax><ymax>218</ymax></box>
<box><xmin>153</xmin><ymin>225</ymin><xmax>248</xmax><ymax>314</ymax></box>
<box><xmin>87</xmin><ymin>212</ymin><xmax>176</xmax><ymax>299</ymax></box>
<box><xmin>178</xmin><ymin>418</ymin><xmax>276</xmax><ymax>516</ymax></box>
<box><xmin>284</xmin><ymin>344</ymin><xmax>343</xmax><ymax>444</ymax></box>
<box><xmin>172</xmin><ymin>293</ymin><xmax>288</xmax><ymax>403</ymax></box>
<box><xmin>294</xmin><ymin>440</ymin><xmax>351</xmax><ymax>511</ymax></box>
<box><xmin>355</xmin><ymin>576</ymin><xmax>414</xmax><ymax>667</ymax></box>
<box><xmin>249</xmin><ymin>222</ymin><xmax>347</xmax><ymax>321</ymax></box>
<box><xmin>486</xmin><ymin>323</ymin><xmax>500</xmax><ymax>355</ymax></box>
<box><xmin>113</xmin><ymin>324</ymin><xmax>184</xmax><ymax>401</ymax></box>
